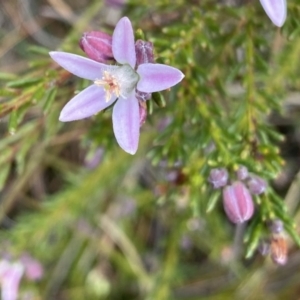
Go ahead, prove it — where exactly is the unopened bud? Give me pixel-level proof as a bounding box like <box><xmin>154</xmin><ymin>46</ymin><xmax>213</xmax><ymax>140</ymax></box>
<box><xmin>79</xmin><ymin>31</ymin><xmax>113</xmax><ymax>63</ymax></box>
<box><xmin>208</xmin><ymin>168</ymin><xmax>228</xmax><ymax>189</ymax></box>
<box><xmin>270</xmin><ymin>235</ymin><xmax>287</xmax><ymax>265</ymax></box>
<box><xmin>269</xmin><ymin>219</ymin><xmax>284</xmax><ymax>234</ymax></box>
<box><xmin>236</xmin><ymin>165</ymin><xmax>248</xmax><ymax>181</ymax></box>
<box><xmin>222</xmin><ymin>181</ymin><xmax>254</xmax><ymax>224</ymax></box>
<box><xmin>247</xmin><ymin>175</ymin><xmax>267</xmax><ymax>195</ymax></box>
<box><xmin>135</xmin><ymin>39</ymin><xmax>155</xmax><ymax>67</ymax></box>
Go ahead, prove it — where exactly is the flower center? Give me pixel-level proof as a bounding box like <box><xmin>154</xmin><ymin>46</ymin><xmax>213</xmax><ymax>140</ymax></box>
<box><xmin>94</xmin><ymin>65</ymin><xmax>139</xmax><ymax>101</ymax></box>
<box><xmin>94</xmin><ymin>71</ymin><xmax>120</xmax><ymax>102</ymax></box>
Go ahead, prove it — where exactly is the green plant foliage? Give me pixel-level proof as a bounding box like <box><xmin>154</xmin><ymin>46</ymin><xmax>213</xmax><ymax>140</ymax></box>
<box><xmin>1</xmin><ymin>0</ymin><xmax>300</xmax><ymax>299</ymax></box>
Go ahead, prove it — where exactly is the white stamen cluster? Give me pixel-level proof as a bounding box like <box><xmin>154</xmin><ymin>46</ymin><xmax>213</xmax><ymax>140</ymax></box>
<box><xmin>94</xmin><ymin>64</ymin><xmax>139</xmax><ymax>101</ymax></box>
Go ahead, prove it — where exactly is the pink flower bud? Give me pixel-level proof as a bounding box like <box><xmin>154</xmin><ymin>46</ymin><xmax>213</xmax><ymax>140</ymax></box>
<box><xmin>259</xmin><ymin>0</ymin><xmax>287</xmax><ymax>27</ymax></box>
<box><xmin>208</xmin><ymin>168</ymin><xmax>228</xmax><ymax>189</ymax></box>
<box><xmin>135</xmin><ymin>40</ymin><xmax>154</xmax><ymax>67</ymax></box>
<box><xmin>222</xmin><ymin>181</ymin><xmax>254</xmax><ymax>224</ymax></box>
<box><xmin>269</xmin><ymin>219</ymin><xmax>284</xmax><ymax>234</ymax></box>
<box><xmin>247</xmin><ymin>175</ymin><xmax>267</xmax><ymax>195</ymax></box>
<box><xmin>236</xmin><ymin>165</ymin><xmax>248</xmax><ymax>181</ymax></box>
<box><xmin>79</xmin><ymin>31</ymin><xmax>113</xmax><ymax>63</ymax></box>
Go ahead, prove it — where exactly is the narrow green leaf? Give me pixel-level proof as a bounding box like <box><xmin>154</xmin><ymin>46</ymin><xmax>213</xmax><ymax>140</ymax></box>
<box><xmin>147</xmin><ymin>99</ymin><xmax>153</xmax><ymax>115</ymax></box>
<box><xmin>27</xmin><ymin>45</ymin><xmax>50</xmax><ymax>55</ymax></box>
<box><xmin>43</xmin><ymin>87</ymin><xmax>58</xmax><ymax>114</ymax></box>
<box><xmin>245</xmin><ymin>223</ymin><xmax>263</xmax><ymax>259</ymax></box>
<box><xmin>7</xmin><ymin>78</ymin><xmax>42</xmax><ymax>88</ymax></box>
<box><xmin>206</xmin><ymin>189</ymin><xmax>221</xmax><ymax>213</ymax></box>
<box><xmin>8</xmin><ymin>110</ymin><xmax>18</xmax><ymax>135</ymax></box>
<box><xmin>0</xmin><ymin>72</ymin><xmax>18</xmax><ymax>81</ymax></box>
<box><xmin>0</xmin><ymin>164</ymin><xmax>10</xmax><ymax>190</ymax></box>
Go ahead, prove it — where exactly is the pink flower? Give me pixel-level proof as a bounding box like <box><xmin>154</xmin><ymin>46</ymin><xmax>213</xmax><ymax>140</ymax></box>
<box><xmin>50</xmin><ymin>17</ymin><xmax>184</xmax><ymax>154</ymax></box>
<box><xmin>222</xmin><ymin>181</ymin><xmax>254</xmax><ymax>224</ymax></box>
<box><xmin>259</xmin><ymin>0</ymin><xmax>287</xmax><ymax>27</ymax></box>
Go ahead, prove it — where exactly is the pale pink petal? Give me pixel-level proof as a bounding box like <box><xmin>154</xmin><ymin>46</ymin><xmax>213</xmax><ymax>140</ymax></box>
<box><xmin>49</xmin><ymin>51</ymin><xmax>113</xmax><ymax>80</ymax></box>
<box><xmin>112</xmin><ymin>17</ymin><xmax>136</xmax><ymax>68</ymax></box>
<box><xmin>260</xmin><ymin>0</ymin><xmax>287</xmax><ymax>27</ymax></box>
<box><xmin>1</xmin><ymin>263</ymin><xmax>24</xmax><ymax>300</ymax></box>
<box><xmin>59</xmin><ymin>85</ymin><xmax>117</xmax><ymax>122</ymax></box>
<box><xmin>137</xmin><ymin>63</ymin><xmax>184</xmax><ymax>93</ymax></box>
<box><xmin>112</xmin><ymin>94</ymin><xmax>139</xmax><ymax>154</ymax></box>
<box><xmin>0</xmin><ymin>260</ymin><xmax>11</xmax><ymax>279</ymax></box>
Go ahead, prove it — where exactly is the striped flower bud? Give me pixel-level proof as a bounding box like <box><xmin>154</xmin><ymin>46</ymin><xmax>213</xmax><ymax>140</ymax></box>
<box><xmin>247</xmin><ymin>175</ymin><xmax>267</xmax><ymax>195</ymax></box>
<box><xmin>79</xmin><ymin>31</ymin><xmax>113</xmax><ymax>63</ymax></box>
<box><xmin>208</xmin><ymin>168</ymin><xmax>228</xmax><ymax>189</ymax></box>
<box><xmin>135</xmin><ymin>39</ymin><xmax>154</xmax><ymax>66</ymax></box>
<box><xmin>135</xmin><ymin>40</ymin><xmax>155</xmax><ymax>102</ymax></box>
<box><xmin>222</xmin><ymin>181</ymin><xmax>254</xmax><ymax>224</ymax></box>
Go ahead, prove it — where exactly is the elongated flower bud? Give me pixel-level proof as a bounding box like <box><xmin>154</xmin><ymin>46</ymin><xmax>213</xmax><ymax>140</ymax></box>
<box><xmin>79</xmin><ymin>31</ymin><xmax>113</xmax><ymax>63</ymax></box>
<box><xmin>135</xmin><ymin>39</ymin><xmax>154</xmax><ymax>66</ymax></box>
<box><xmin>135</xmin><ymin>40</ymin><xmax>155</xmax><ymax>101</ymax></box>
<box><xmin>208</xmin><ymin>168</ymin><xmax>228</xmax><ymax>189</ymax></box>
<box><xmin>223</xmin><ymin>181</ymin><xmax>254</xmax><ymax>224</ymax></box>
<box><xmin>247</xmin><ymin>175</ymin><xmax>267</xmax><ymax>195</ymax></box>
<box><xmin>259</xmin><ymin>0</ymin><xmax>287</xmax><ymax>27</ymax></box>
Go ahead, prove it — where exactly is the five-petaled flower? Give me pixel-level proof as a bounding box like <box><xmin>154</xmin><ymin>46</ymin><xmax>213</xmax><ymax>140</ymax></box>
<box><xmin>50</xmin><ymin>17</ymin><xmax>184</xmax><ymax>154</ymax></box>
